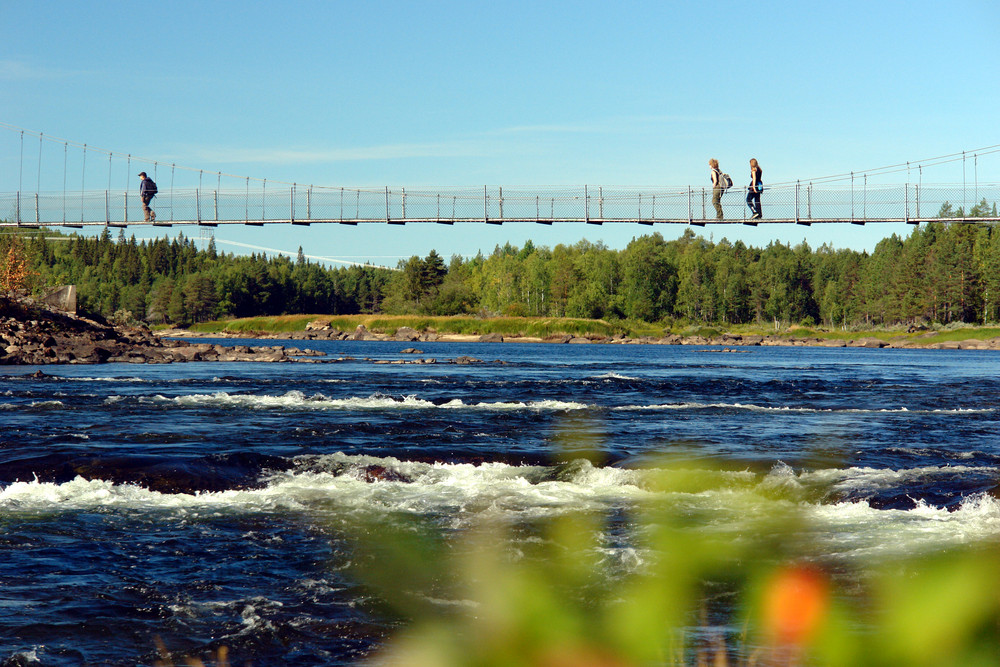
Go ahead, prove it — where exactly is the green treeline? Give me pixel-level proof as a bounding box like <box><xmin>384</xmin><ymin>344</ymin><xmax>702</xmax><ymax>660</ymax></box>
<box><xmin>9</xmin><ymin>228</ymin><xmax>391</xmax><ymax>326</ymax></box>
<box><xmin>4</xmin><ymin>198</ymin><xmax>999</xmax><ymax>328</ymax></box>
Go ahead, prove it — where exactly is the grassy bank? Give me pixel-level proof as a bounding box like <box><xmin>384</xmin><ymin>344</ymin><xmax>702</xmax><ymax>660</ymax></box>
<box><xmin>185</xmin><ymin>314</ymin><xmax>666</xmax><ymax>339</ymax></box>
<box><xmin>179</xmin><ymin>315</ymin><xmax>1000</xmax><ymax>345</ymax></box>
<box><xmin>771</xmin><ymin>324</ymin><xmax>1000</xmax><ymax>346</ymax></box>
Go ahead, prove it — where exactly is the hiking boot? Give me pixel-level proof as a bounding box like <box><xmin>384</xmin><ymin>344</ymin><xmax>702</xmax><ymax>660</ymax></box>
<box><xmin>150</xmin><ymin>211</ymin><xmax>156</xmax><ymax>221</ymax></box>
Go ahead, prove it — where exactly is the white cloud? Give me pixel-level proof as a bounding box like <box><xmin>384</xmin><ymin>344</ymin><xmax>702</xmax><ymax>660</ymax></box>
<box><xmin>177</xmin><ymin>114</ymin><xmax>715</xmax><ymax>168</ymax></box>
<box><xmin>188</xmin><ymin>138</ymin><xmax>526</xmax><ymax>165</ymax></box>
<box><xmin>0</xmin><ymin>60</ymin><xmax>69</xmax><ymax>81</ymax></box>
<box><xmin>491</xmin><ymin>115</ymin><xmax>718</xmax><ymax>136</ymax></box>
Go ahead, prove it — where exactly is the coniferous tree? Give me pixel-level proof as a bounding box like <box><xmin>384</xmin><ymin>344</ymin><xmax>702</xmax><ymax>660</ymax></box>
<box><xmin>9</xmin><ymin>206</ymin><xmax>1000</xmax><ymax>329</ymax></box>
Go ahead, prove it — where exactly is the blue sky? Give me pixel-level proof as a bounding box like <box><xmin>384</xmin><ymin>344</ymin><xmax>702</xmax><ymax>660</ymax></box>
<box><xmin>2</xmin><ymin>0</ymin><xmax>999</xmax><ymax>267</ymax></box>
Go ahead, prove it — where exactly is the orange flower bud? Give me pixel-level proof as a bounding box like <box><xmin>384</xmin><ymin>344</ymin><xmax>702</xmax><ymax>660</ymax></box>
<box><xmin>762</xmin><ymin>564</ymin><xmax>830</xmax><ymax>647</ymax></box>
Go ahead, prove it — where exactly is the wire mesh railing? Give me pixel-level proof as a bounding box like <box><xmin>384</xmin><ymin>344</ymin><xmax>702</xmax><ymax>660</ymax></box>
<box><xmin>1</xmin><ymin>183</ymin><xmax>999</xmax><ymax>227</ymax></box>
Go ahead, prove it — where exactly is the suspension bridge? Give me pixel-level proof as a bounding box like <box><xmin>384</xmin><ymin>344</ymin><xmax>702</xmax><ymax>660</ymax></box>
<box><xmin>2</xmin><ymin>123</ymin><xmax>999</xmax><ymax>230</ymax></box>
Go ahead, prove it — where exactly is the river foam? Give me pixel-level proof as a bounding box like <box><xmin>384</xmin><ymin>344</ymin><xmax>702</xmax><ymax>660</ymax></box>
<box><xmin>2</xmin><ymin>454</ymin><xmax>995</xmax><ymax>562</ymax></box>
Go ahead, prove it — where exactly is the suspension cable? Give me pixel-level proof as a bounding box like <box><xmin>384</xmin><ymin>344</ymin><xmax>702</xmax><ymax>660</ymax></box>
<box><xmin>2</xmin><ymin>120</ymin><xmax>998</xmax><ymax>191</ymax></box>
<box><xmin>18</xmin><ymin>130</ymin><xmax>23</xmax><ymax>194</ymax></box>
<box><xmin>771</xmin><ymin>145</ymin><xmax>1000</xmax><ymax>187</ymax></box>
<box><xmin>36</xmin><ymin>133</ymin><xmax>42</xmax><ymax>193</ymax></box>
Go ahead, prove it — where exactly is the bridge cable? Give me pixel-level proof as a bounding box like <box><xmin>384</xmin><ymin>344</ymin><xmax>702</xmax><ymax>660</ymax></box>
<box><xmin>81</xmin><ymin>144</ymin><xmax>86</xmax><ymax>224</ymax></box>
<box><xmin>774</xmin><ymin>144</ymin><xmax>1000</xmax><ymax>188</ymax></box>
<box><xmin>2</xmin><ymin>120</ymin><xmax>999</xmax><ymax>192</ymax></box>
<box><xmin>37</xmin><ymin>133</ymin><xmax>43</xmax><ymax>194</ymax></box>
<box><xmin>62</xmin><ymin>143</ymin><xmax>67</xmax><ymax>224</ymax></box>
<box><xmin>171</xmin><ymin>164</ymin><xmax>176</xmax><ymax>220</ymax></box>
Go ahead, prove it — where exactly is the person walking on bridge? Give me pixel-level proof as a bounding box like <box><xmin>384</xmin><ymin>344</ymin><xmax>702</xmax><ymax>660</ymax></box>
<box><xmin>709</xmin><ymin>159</ymin><xmax>724</xmax><ymax>219</ymax></box>
<box><xmin>747</xmin><ymin>158</ymin><xmax>763</xmax><ymax>220</ymax></box>
<box><xmin>138</xmin><ymin>172</ymin><xmax>157</xmax><ymax>222</ymax></box>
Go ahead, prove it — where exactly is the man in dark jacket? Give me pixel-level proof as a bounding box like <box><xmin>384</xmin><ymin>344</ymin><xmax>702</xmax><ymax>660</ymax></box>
<box><xmin>138</xmin><ymin>172</ymin><xmax>157</xmax><ymax>221</ymax></box>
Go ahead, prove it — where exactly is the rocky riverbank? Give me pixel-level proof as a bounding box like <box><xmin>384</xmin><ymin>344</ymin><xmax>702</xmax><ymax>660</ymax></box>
<box><xmin>0</xmin><ymin>294</ymin><xmax>323</xmax><ymax>365</ymax></box>
<box><xmin>5</xmin><ymin>293</ymin><xmax>997</xmax><ymax>366</ymax></box>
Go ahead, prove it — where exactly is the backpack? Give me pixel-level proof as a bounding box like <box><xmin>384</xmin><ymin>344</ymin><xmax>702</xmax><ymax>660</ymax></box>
<box><xmin>716</xmin><ymin>170</ymin><xmax>732</xmax><ymax>191</ymax></box>
<box><xmin>146</xmin><ymin>178</ymin><xmax>158</xmax><ymax>196</ymax></box>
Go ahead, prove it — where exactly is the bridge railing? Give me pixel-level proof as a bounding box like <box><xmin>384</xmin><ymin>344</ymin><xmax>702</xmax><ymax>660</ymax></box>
<box><xmin>1</xmin><ymin>183</ymin><xmax>998</xmax><ymax>226</ymax></box>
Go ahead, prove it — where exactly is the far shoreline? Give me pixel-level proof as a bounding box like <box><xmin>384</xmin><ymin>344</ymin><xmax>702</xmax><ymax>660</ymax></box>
<box><xmin>156</xmin><ymin>323</ymin><xmax>1000</xmax><ymax>351</ymax></box>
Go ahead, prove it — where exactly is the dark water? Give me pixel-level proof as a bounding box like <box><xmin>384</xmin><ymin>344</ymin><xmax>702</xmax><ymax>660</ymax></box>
<box><xmin>2</xmin><ymin>341</ymin><xmax>1000</xmax><ymax>665</ymax></box>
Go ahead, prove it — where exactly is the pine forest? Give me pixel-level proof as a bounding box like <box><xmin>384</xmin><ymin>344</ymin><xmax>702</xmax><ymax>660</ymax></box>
<box><xmin>2</xmin><ymin>199</ymin><xmax>999</xmax><ymax>330</ymax></box>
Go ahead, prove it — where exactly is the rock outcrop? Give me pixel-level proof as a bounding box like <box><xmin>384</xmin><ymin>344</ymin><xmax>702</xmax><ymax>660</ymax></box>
<box><xmin>0</xmin><ymin>293</ymin><xmax>321</xmax><ymax>365</ymax></box>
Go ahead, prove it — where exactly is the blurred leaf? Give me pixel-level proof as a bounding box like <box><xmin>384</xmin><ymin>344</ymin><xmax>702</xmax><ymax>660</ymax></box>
<box><xmin>874</xmin><ymin>548</ymin><xmax>1000</xmax><ymax>666</ymax></box>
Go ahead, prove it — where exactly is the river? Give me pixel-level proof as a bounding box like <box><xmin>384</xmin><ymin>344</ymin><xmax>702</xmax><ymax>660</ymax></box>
<box><xmin>2</xmin><ymin>340</ymin><xmax>999</xmax><ymax>665</ymax></box>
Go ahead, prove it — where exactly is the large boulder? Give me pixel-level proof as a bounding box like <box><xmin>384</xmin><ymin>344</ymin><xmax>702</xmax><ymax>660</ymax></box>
<box><xmin>305</xmin><ymin>318</ymin><xmax>332</xmax><ymax>331</ymax></box>
<box><xmin>848</xmin><ymin>337</ymin><xmax>888</xmax><ymax>348</ymax></box>
<box><xmin>393</xmin><ymin>326</ymin><xmax>421</xmax><ymax>341</ymax></box>
<box><xmin>351</xmin><ymin>324</ymin><xmax>381</xmax><ymax>341</ymax></box>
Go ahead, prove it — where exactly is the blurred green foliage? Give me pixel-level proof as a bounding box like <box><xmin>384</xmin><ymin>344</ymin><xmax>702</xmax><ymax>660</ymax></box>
<box><xmin>344</xmin><ymin>461</ymin><xmax>1000</xmax><ymax>667</ymax></box>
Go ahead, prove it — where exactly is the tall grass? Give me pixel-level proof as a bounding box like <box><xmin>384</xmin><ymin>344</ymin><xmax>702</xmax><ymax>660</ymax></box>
<box><xmin>182</xmin><ymin>314</ymin><xmax>1000</xmax><ymax>347</ymax></box>
<box><xmin>187</xmin><ymin>314</ymin><xmax>662</xmax><ymax>339</ymax></box>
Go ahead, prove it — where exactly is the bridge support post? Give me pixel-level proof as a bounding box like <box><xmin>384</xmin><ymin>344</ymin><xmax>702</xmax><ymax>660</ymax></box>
<box><xmin>904</xmin><ymin>184</ymin><xmax>909</xmax><ymax>224</ymax></box>
<box><xmin>797</xmin><ymin>184</ymin><xmax>811</xmax><ymax>226</ymax></box>
<box><xmin>35</xmin><ymin>193</ymin><xmax>39</xmax><ymax>225</ymax></box>
<box><xmin>850</xmin><ymin>172</ymin><xmax>855</xmax><ymax>221</ymax></box>
<box><xmin>123</xmin><ymin>192</ymin><xmax>128</xmax><ymax>223</ymax></box>
<box><xmin>797</xmin><ymin>182</ymin><xmax>811</xmax><ymax>226</ymax></box>
<box><xmin>905</xmin><ymin>183</ymin><xmax>918</xmax><ymax>224</ymax></box>
<box><xmin>485</xmin><ymin>186</ymin><xmax>501</xmax><ymax>225</ymax></box>
<box><xmin>640</xmin><ymin>193</ymin><xmax>654</xmax><ymax>225</ymax></box>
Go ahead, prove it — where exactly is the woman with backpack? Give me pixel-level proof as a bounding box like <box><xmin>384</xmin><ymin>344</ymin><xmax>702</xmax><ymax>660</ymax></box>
<box><xmin>709</xmin><ymin>158</ymin><xmax>725</xmax><ymax>220</ymax></box>
<box><xmin>746</xmin><ymin>158</ymin><xmax>763</xmax><ymax>220</ymax></box>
